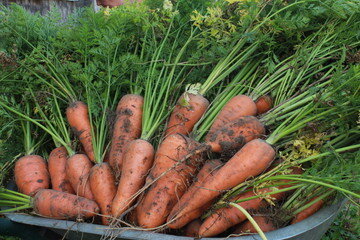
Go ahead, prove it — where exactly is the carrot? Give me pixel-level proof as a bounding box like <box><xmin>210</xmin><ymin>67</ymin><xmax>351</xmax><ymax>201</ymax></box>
<box><xmin>66</xmin><ymin>101</ymin><xmax>95</xmax><ymax>162</ymax></box>
<box><xmin>199</xmin><ymin>190</ymin><xmax>268</xmax><ymax>237</ymax></box>
<box><xmin>89</xmin><ymin>162</ymin><xmax>117</xmax><ymax>225</ymax></box>
<box><xmin>206</xmin><ymin>116</ymin><xmax>265</xmax><ymax>153</ymax></box>
<box><xmin>233</xmin><ymin>216</ymin><xmax>277</xmax><ymax>234</ymax></box>
<box><xmin>109</xmin><ymin>94</ymin><xmax>143</xmax><ymax>176</ymax></box>
<box><xmin>15</xmin><ymin>155</ymin><xmax>50</xmax><ymax>196</ymax></box>
<box><xmin>167</xmin><ymin>139</ymin><xmax>275</xmax><ymax>229</ymax></box>
<box><xmin>48</xmin><ymin>147</ymin><xmax>74</xmax><ymax>194</ymax></box>
<box><xmin>184</xmin><ymin>219</ymin><xmax>202</xmax><ymax>237</ymax></box>
<box><xmin>205</xmin><ymin>95</ymin><xmax>257</xmax><ymax>138</ymax></box>
<box><xmin>167</xmin><ymin>159</ymin><xmax>222</xmax><ymax>229</ymax></box>
<box><xmin>255</xmin><ymin>95</ymin><xmax>273</xmax><ymax>115</ymax></box>
<box><xmin>136</xmin><ymin>134</ymin><xmax>203</xmax><ymax>228</ymax></box>
<box><xmin>33</xmin><ymin>189</ymin><xmax>99</xmax><ymax>220</ymax></box>
<box><xmin>112</xmin><ymin>139</ymin><xmax>155</xmax><ymax>218</ymax></box>
<box><xmin>165</xmin><ymin>93</ymin><xmax>209</xmax><ymax>137</ymax></box>
<box><xmin>291</xmin><ymin>197</ymin><xmax>325</xmax><ymax>224</ymax></box>
<box><xmin>66</xmin><ymin>154</ymin><xmax>94</xmax><ymax>200</ymax></box>
<box><xmin>197</xmin><ymin>167</ymin><xmax>303</xmax><ymax>236</ymax></box>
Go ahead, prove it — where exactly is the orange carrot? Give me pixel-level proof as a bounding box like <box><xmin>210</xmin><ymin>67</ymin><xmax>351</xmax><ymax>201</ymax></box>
<box><xmin>66</xmin><ymin>101</ymin><xmax>95</xmax><ymax>162</ymax></box>
<box><xmin>196</xmin><ymin>167</ymin><xmax>303</xmax><ymax>236</ymax></box>
<box><xmin>136</xmin><ymin>134</ymin><xmax>203</xmax><ymax>228</ymax></box>
<box><xmin>33</xmin><ymin>189</ymin><xmax>99</xmax><ymax>220</ymax></box>
<box><xmin>206</xmin><ymin>95</ymin><xmax>257</xmax><ymax>138</ymax></box>
<box><xmin>184</xmin><ymin>219</ymin><xmax>202</xmax><ymax>237</ymax></box>
<box><xmin>167</xmin><ymin>159</ymin><xmax>222</xmax><ymax>229</ymax></box>
<box><xmin>255</xmin><ymin>95</ymin><xmax>273</xmax><ymax>115</ymax></box>
<box><xmin>199</xmin><ymin>190</ymin><xmax>268</xmax><ymax>237</ymax></box>
<box><xmin>167</xmin><ymin>139</ymin><xmax>275</xmax><ymax>230</ymax></box>
<box><xmin>15</xmin><ymin>155</ymin><xmax>50</xmax><ymax>196</ymax></box>
<box><xmin>233</xmin><ymin>216</ymin><xmax>277</xmax><ymax>234</ymax></box>
<box><xmin>206</xmin><ymin>116</ymin><xmax>265</xmax><ymax>153</ymax></box>
<box><xmin>165</xmin><ymin>93</ymin><xmax>209</xmax><ymax>137</ymax></box>
<box><xmin>112</xmin><ymin>139</ymin><xmax>155</xmax><ymax>218</ymax></box>
<box><xmin>89</xmin><ymin>162</ymin><xmax>117</xmax><ymax>225</ymax></box>
<box><xmin>109</xmin><ymin>94</ymin><xmax>143</xmax><ymax>176</ymax></box>
<box><xmin>291</xmin><ymin>197</ymin><xmax>325</xmax><ymax>224</ymax></box>
<box><xmin>48</xmin><ymin>147</ymin><xmax>74</xmax><ymax>194</ymax></box>
<box><xmin>66</xmin><ymin>154</ymin><xmax>94</xmax><ymax>200</ymax></box>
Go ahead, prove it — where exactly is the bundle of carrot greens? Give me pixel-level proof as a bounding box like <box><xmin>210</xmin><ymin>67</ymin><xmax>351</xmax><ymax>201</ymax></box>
<box><xmin>0</xmin><ymin>0</ymin><xmax>359</xmax><ymax>239</ymax></box>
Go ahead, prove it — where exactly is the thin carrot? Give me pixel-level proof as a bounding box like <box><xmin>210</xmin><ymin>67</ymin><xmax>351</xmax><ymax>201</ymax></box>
<box><xmin>89</xmin><ymin>163</ymin><xmax>117</xmax><ymax>225</ymax></box>
<box><xmin>233</xmin><ymin>216</ymin><xmax>277</xmax><ymax>234</ymax></box>
<box><xmin>109</xmin><ymin>94</ymin><xmax>143</xmax><ymax>176</ymax></box>
<box><xmin>48</xmin><ymin>147</ymin><xmax>74</xmax><ymax>194</ymax></box>
<box><xmin>66</xmin><ymin>154</ymin><xmax>94</xmax><ymax>200</ymax></box>
<box><xmin>291</xmin><ymin>197</ymin><xmax>325</xmax><ymax>224</ymax></box>
<box><xmin>14</xmin><ymin>155</ymin><xmax>50</xmax><ymax>197</ymax></box>
<box><xmin>112</xmin><ymin>139</ymin><xmax>155</xmax><ymax>218</ymax></box>
<box><xmin>165</xmin><ymin>92</ymin><xmax>209</xmax><ymax>137</ymax></box>
<box><xmin>66</xmin><ymin>101</ymin><xmax>95</xmax><ymax>162</ymax></box>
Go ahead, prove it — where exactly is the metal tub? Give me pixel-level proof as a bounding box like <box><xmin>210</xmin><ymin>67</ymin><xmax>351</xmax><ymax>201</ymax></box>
<box><xmin>4</xmin><ymin>199</ymin><xmax>343</xmax><ymax>240</ymax></box>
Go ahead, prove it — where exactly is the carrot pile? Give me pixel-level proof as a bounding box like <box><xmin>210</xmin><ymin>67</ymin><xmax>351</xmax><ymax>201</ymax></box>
<box><xmin>1</xmin><ymin>1</ymin><xmax>359</xmax><ymax>239</ymax></box>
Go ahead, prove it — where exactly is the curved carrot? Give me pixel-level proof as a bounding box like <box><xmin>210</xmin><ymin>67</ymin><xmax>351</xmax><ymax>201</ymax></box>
<box><xmin>136</xmin><ymin>134</ymin><xmax>202</xmax><ymax>228</ymax></box>
<box><xmin>109</xmin><ymin>94</ymin><xmax>143</xmax><ymax>176</ymax></box>
<box><xmin>206</xmin><ymin>95</ymin><xmax>257</xmax><ymax>137</ymax></box>
<box><xmin>167</xmin><ymin>159</ymin><xmax>222</xmax><ymax>229</ymax></box>
<box><xmin>66</xmin><ymin>101</ymin><xmax>95</xmax><ymax>162</ymax></box>
<box><xmin>206</xmin><ymin>116</ymin><xmax>265</xmax><ymax>152</ymax></box>
<box><xmin>48</xmin><ymin>147</ymin><xmax>74</xmax><ymax>194</ymax></box>
<box><xmin>89</xmin><ymin>162</ymin><xmax>117</xmax><ymax>225</ymax></box>
<box><xmin>184</xmin><ymin>219</ymin><xmax>202</xmax><ymax>237</ymax></box>
<box><xmin>33</xmin><ymin>189</ymin><xmax>99</xmax><ymax>220</ymax></box>
<box><xmin>255</xmin><ymin>95</ymin><xmax>273</xmax><ymax>115</ymax></box>
<box><xmin>291</xmin><ymin>197</ymin><xmax>325</xmax><ymax>224</ymax></box>
<box><xmin>112</xmin><ymin>139</ymin><xmax>155</xmax><ymax>218</ymax></box>
<box><xmin>66</xmin><ymin>154</ymin><xmax>94</xmax><ymax>200</ymax></box>
<box><xmin>15</xmin><ymin>155</ymin><xmax>50</xmax><ymax>196</ymax></box>
<box><xmin>165</xmin><ymin>93</ymin><xmax>209</xmax><ymax>137</ymax></box>
<box><xmin>167</xmin><ymin>139</ymin><xmax>275</xmax><ymax>229</ymax></box>
<box><xmin>233</xmin><ymin>216</ymin><xmax>277</xmax><ymax>234</ymax></box>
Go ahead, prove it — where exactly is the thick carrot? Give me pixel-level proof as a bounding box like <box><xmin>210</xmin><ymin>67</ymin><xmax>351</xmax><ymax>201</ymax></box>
<box><xmin>66</xmin><ymin>154</ymin><xmax>94</xmax><ymax>200</ymax></box>
<box><xmin>291</xmin><ymin>197</ymin><xmax>325</xmax><ymax>224</ymax></box>
<box><xmin>205</xmin><ymin>95</ymin><xmax>257</xmax><ymax>138</ymax></box>
<box><xmin>167</xmin><ymin>159</ymin><xmax>222</xmax><ymax>229</ymax></box>
<box><xmin>136</xmin><ymin>134</ymin><xmax>203</xmax><ymax>228</ymax></box>
<box><xmin>66</xmin><ymin>101</ymin><xmax>95</xmax><ymax>162</ymax></box>
<box><xmin>109</xmin><ymin>94</ymin><xmax>143</xmax><ymax>176</ymax></box>
<box><xmin>33</xmin><ymin>189</ymin><xmax>99</xmax><ymax>220</ymax></box>
<box><xmin>89</xmin><ymin>162</ymin><xmax>117</xmax><ymax>225</ymax></box>
<box><xmin>199</xmin><ymin>190</ymin><xmax>268</xmax><ymax>237</ymax></box>
<box><xmin>255</xmin><ymin>95</ymin><xmax>273</xmax><ymax>115</ymax></box>
<box><xmin>165</xmin><ymin>93</ymin><xmax>209</xmax><ymax>137</ymax></box>
<box><xmin>233</xmin><ymin>216</ymin><xmax>277</xmax><ymax>234</ymax></box>
<box><xmin>167</xmin><ymin>139</ymin><xmax>275</xmax><ymax>229</ymax></box>
<box><xmin>184</xmin><ymin>219</ymin><xmax>202</xmax><ymax>237</ymax></box>
<box><xmin>112</xmin><ymin>139</ymin><xmax>155</xmax><ymax>218</ymax></box>
<box><xmin>15</xmin><ymin>155</ymin><xmax>50</xmax><ymax>196</ymax></box>
<box><xmin>48</xmin><ymin>147</ymin><xmax>74</xmax><ymax>194</ymax></box>
<box><xmin>206</xmin><ymin>116</ymin><xmax>265</xmax><ymax>153</ymax></box>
